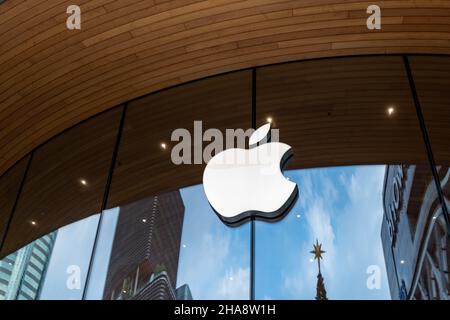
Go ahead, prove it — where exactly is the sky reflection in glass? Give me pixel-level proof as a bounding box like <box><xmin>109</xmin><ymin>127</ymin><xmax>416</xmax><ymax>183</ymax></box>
<box><xmin>255</xmin><ymin>166</ymin><xmax>390</xmax><ymax>299</ymax></box>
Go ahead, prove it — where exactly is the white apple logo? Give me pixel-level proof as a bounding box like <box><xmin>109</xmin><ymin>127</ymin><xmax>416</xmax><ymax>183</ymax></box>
<box><xmin>203</xmin><ymin>123</ymin><xmax>298</xmax><ymax>226</ymax></box>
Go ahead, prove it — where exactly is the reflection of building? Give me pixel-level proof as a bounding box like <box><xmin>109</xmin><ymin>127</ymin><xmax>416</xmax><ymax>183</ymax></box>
<box><xmin>0</xmin><ymin>232</ymin><xmax>56</xmax><ymax>300</ymax></box>
<box><xmin>132</xmin><ymin>271</ymin><xmax>174</xmax><ymax>300</ymax></box>
<box><xmin>382</xmin><ymin>165</ymin><xmax>449</xmax><ymax>300</ymax></box>
<box><xmin>103</xmin><ymin>190</ymin><xmax>187</xmax><ymax>300</ymax></box>
<box><xmin>176</xmin><ymin>283</ymin><xmax>193</xmax><ymax>300</ymax></box>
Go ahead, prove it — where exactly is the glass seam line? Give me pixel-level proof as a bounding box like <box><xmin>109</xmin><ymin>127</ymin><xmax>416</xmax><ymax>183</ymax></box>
<box><xmin>402</xmin><ymin>56</ymin><xmax>450</xmax><ymax>236</ymax></box>
<box><xmin>81</xmin><ymin>103</ymin><xmax>128</xmax><ymax>300</ymax></box>
<box><xmin>250</xmin><ymin>67</ymin><xmax>256</xmax><ymax>301</ymax></box>
<box><xmin>0</xmin><ymin>151</ymin><xmax>34</xmax><ymax>255</ymax></box>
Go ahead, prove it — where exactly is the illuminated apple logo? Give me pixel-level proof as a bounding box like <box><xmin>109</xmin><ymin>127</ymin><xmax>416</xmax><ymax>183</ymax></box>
<box><xmin>203</xmin><ymin>123</ymin><xmax>298</xmax><ymax>226</ymax></box>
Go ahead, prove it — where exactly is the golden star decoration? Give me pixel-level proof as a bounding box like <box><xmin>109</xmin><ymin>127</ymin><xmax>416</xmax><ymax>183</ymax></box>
<box><xmin>310</xmin><ymin>239</ymin><xmax>325</xmax><ymax>261</ymax></box>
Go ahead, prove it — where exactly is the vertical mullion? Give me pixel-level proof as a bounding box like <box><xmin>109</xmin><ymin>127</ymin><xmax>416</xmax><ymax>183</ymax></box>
<box><xmin>403</xmin><ymin>56</ymin><xmax>450</xmax><ymax>234</ymax></box>
<box><xmin>81</xmin><ymin>104</ymin><xmax>128</xmax><ymax>300</ymax></box>
<box><xmin>250</xmin><ymin>68</ymin><xmax>257</xmax><ymax>300</ymax></box>
<box><xmin>0</xmin><ymin>153</ymin><xmax>34</xmax><ymax>254</ymax></box>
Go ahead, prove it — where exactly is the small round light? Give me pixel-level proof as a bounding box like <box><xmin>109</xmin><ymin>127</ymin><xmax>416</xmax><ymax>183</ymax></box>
<box><xmin>142</xmin><ymin>218</ymin><xmax>147</xmax><ymax>223</ymax></box>
<box><xmin>160</xmin><ymin>143</ymin><xmax>167</xmax><ymax>150</ymax></box>
<box><xmin>30</xmin><ymin>220</ymin><xmax>37</xmax><ymax>226</ymax></box>
<box><xmin>400</xmin><ymin>260</ymin><xmax>405</xmax><ymax>264</ymax></box>
<box><xmin>432</xmin><ymin>216</ymin><xmax>437</xmax><ymax>220</ymax></box>
<box><xmin>80</xmin><ymin>179</ymin><xmax>87</xmax><ymax>186</ymax></box>
<box><xmin>182</xmin><ymin>244</ymin><xmax>187</xmax><ymax>248</ymax></box>
<box><xmin>266</xmin><ymin>117</ymin><xmax>273</xmax><ymax>123</ymax></box>
<box><xmin>387</xmin><ymin>107</ymin><xmax>395</xmax><ymax>116</ymax></box>
<box><xmin>296</xmin><ymin>214</ymin><xmax>301</xmax><ymax>219</ymax></box>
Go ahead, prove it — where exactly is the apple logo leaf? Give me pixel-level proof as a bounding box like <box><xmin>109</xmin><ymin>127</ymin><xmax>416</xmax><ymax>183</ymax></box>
<box><xmin>249</xmin><ymin>123</ymin><xmax>271</xmax><ymax>148</ymax></box>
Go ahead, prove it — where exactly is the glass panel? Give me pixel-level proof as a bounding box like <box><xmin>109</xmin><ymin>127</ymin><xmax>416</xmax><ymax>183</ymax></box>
<box><xmin>0</xmin><ymin>156</ymin><xmax>29</xmax><ymax>250</ymax></box>
<box><xmin>0</xmin><ymin>107</ymin><xmax>123</xmax><ymax>257</ymax></box>
<box><xmin>107</xmin><ymin>71</ymin><xmax>252</xmax><ymax>208</ymax></box>
<box><xmin>408</xmin><ymin>55</ymin><xmax>450</xmax><ymax>204</ymax></box>
<box><xmin>255</xmin><ymin>166</ymin><xmax>391</xmax><ymax>299</ymax></box>
<box><xmin>93</xmin><ymin>71</ymin><xmax>252</xmax><ymax>300</ymax></box>
<box><xmin>0</xmin><ymin>216</ymin><xmax>99</xmax><ymax>300</ymax></box>
<box><xmin>83</xmin><ymin>208</ymin><xmax>120</xmax><ymax>300</ymax></box>
<box><xmin>87</xmin><ymin>186</ymin><xmax>250</xmax><ymax>300</ymax></box>
<box><xmin>408</xmin><ymin>55</ymin><xmax>450</xmax><ymax>299</ymax></box>
<box><xmin>102</xmin><ymin>190</ymin><xmax>185</xmax><ymax>300</ymax></box>
<box><xmin>176</xmin><ymin>185</ymin><xmax>250</xmax><ymax>300</ymax></box>
<box><xmin>255</xmin><ymin>56</ymin><xmax>439</xmax><ymax>299</ymax></box>
<box><xmin>38</xmin><ymin>215</ymin><xmax>99</xmax><ymax>300</ymax></box>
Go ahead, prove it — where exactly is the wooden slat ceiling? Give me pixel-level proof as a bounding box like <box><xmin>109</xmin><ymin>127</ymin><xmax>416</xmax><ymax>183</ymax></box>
<box><xmin>1</xmin><ymin>0</ymin><xmax>450</xmax><ymax>176</ymax></box>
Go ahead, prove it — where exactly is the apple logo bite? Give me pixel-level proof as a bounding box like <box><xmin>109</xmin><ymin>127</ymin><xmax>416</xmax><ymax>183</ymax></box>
<box><xmin>203</xmin><ymin>123</ymin><xmax>298</xmax><ymax>226</ymax></box>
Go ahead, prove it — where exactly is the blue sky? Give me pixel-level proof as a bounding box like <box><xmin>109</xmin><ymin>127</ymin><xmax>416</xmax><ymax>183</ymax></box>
<box><xmin>39</xmin><ymin>214</ymin><xmax>99</xmax><ymax>300</ymax></box>
<box><xmin>176</xmin><ymin>185</ymin><xmax>250</xmax><ymax>299</ymax></box>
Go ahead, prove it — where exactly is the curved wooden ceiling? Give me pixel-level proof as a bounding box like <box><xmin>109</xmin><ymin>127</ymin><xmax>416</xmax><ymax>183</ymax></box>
<box><xmin>1</xmin><ymin>0</ymin><xmax>450</xmax><ymax>176</ymax></box>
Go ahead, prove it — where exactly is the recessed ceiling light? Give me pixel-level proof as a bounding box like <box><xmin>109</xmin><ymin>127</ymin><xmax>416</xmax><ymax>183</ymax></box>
<box><xmin>387</xmin><ymin>107</ymin><xmax>395</xmax><ymax>116</ymax></box>
<box><xmin>161</xmin><ymin>143</ymin><xmax>167</xmax><ymax>150</ymax></box>
<box><xmin>266</xmin><ymin>117</ymin><xmax>272</xmax><ymax>123</ymax></box>
<box><xmin>80</xmin><ymin>179</ymin><xmax>87</xmax><ymax>186</ymax></box>
<box><xmin>30</xmin><ymin>220</ymin><xmax>37</xmax><ymax>226</ymax></box>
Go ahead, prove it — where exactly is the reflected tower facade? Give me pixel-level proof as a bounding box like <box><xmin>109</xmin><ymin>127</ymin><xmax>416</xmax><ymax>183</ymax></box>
<box><xmin>382</xmin><ymin>165</ymin><xmax>449</xmax><ymax>300</ymax></box>
<box><xmin>0</xmin><ymin>232</ymin><xmax>56</xmax><ymax>300</ymax></box>
<box><xmin>103</xmin><ymin>190</ymin><xmax>185</xmax><ymax>300</ymax></box>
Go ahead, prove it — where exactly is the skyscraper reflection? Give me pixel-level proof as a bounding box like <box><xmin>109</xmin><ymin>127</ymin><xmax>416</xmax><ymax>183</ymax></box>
<box><xmin>103</xmin><ymin>190</ymin><xmax>190</xmax><ymax>300</ymax></box>
<box><xmin>0</xmin><ymin>232</ymin><xmax>56</xmax><ymax>300</ymax></box>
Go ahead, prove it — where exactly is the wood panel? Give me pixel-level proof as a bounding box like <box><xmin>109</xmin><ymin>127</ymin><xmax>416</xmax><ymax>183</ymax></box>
<box><xmin>1</xmin><ymin>0</ymin><xmax>450</xmax><ymax>176</ymax></box>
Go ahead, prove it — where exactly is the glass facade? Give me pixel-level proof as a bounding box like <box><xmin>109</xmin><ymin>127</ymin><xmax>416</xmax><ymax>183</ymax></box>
<box><xmin>0</xmin><ymin>55</ymin><xmax>449</xmax><ymax>300</ymax></box>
